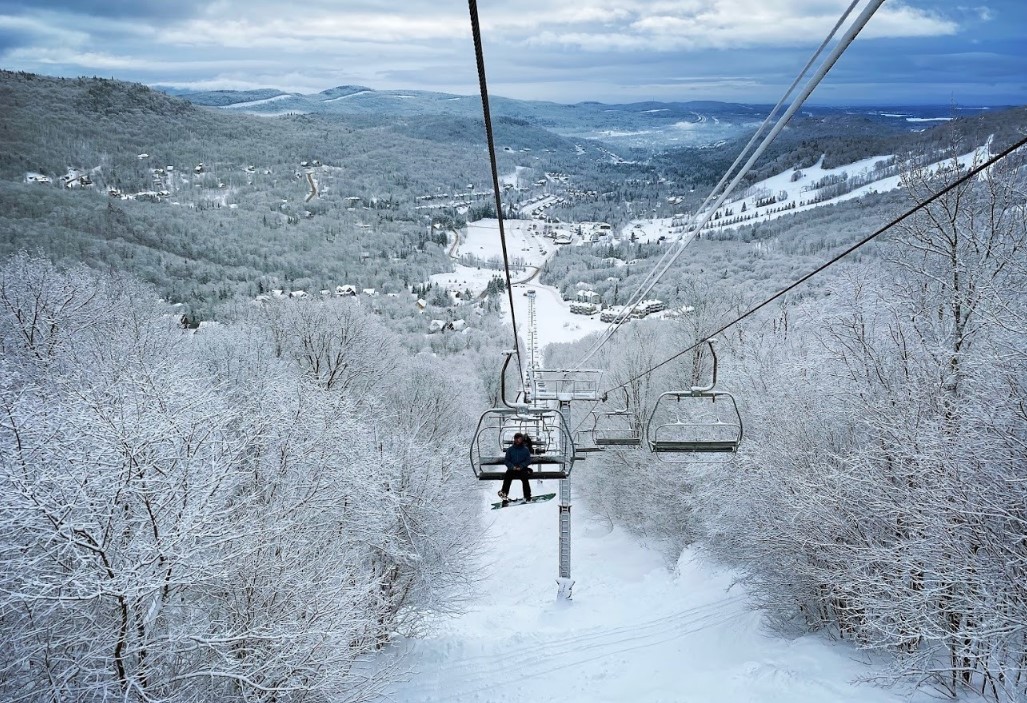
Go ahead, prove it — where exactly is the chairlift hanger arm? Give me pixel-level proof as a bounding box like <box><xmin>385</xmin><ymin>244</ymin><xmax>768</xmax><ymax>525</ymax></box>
<box><xmin>691</xmin><ymin>339</ymin><xmax>718</xmax><ymax>393</ymax></box>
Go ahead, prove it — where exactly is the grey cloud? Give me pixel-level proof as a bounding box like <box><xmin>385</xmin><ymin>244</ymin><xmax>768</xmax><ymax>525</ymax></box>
<box><xmin>0</xmin><ymin>0</ymin><xmax>1023</xmax><ymax>105</ymax></box>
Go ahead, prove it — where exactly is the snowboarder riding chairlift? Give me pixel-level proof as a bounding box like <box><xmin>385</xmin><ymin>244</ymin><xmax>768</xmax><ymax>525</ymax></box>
<box><xmin>498</xmin><ymin>432</ymin><xmax>532</xmax><ymax>504</ymax></box>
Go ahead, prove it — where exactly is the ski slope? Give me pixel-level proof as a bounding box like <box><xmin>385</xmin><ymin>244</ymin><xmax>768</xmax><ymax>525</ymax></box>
<box><xmin>375</xmin><ymin>279</ymin><xmax>930</xmax><ymax>702</ymax></box>
<box><xmin>431</xmin><ymin>218</ymin><xmax>609</xmax><ymax>343</ymax></box>
<box><xmin>626</xmin><ymin>144</ymin><xmax>992</xmax><ymax>241</ymax></box>
<box><xmin>376</xmin><ymin>494</ymin><xmax>934</xmax><ymax>703</ymax></box>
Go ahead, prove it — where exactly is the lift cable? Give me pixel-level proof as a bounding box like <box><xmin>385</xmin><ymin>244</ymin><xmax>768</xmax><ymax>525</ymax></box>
<box><xmin>574</xmin><ymin>0</ymin><xmax>883</xmax><ymax>369</ymax></box>
<box><xmin>600</xmin><ymin>134</ymin><xmax>1027</xmax><ymax>398</ymax></box>
<box><xmin>468</xmin><ymin>0</ymin><xmax>525</xmax><ymax>384</ymax></box>
<box><xmin>573</xmin><ymin>0</ymin><xmax>861</xmax><ymax>370</ymax></box>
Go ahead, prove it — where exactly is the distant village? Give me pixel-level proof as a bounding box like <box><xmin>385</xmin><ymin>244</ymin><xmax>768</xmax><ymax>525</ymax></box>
<box><xmin>20</xmin><ymin>141</ymin><xmax>949</xmax><ymax>336</ymax></box>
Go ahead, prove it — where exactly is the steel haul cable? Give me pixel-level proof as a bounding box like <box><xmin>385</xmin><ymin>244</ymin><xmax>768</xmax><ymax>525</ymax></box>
<box><xmin>468</xmin><ymin>0</ymin><xmax>525</xmax><ymax>385</ymax></box>
<box><xmin>601</xmin><ymin>135</ymin><xmax>1027</xmax><ymax>397</ymax></box>
<box><xmin>575</xmin><ymin>0</ymin><xmax>885</xmax><ymax>369</ymax></box>
<box><xmin>574</xmin><ymin>0</ymin><xmax>861</xmax><ymax>369</ymax></box>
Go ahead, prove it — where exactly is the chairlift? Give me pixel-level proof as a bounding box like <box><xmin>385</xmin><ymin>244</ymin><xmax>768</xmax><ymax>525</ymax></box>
<box><xmin>591</xmin><ymin>388</ymin><xmax>644</xmax><ymax>448</ymax></box>
<box><xmin>470</xmin><ymin>352</ymin><xmax>576</xmax><ymax>480</ymax></box>
<box><xmin>471</xmin><ymin>407</ymin><xmax>574</xmax><ymax>480</ymax></box>
<box><xmin>574</xmin><ymin>428</ymin><xmax>603</xmax><ymax>454</ymax></box>
<box><xmin>645</xmin><ymin>340</ymin><xmax>743</xmax><ymax>461</ymax></box>
<box><xmin>531</xmin><ymin>369</ymin><xmax>602</xmax><ymax>402</ymax></box>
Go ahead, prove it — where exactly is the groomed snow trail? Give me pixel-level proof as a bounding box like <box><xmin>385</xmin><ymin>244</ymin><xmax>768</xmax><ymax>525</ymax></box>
<box><xmin>376</xmin><ymin>487</ymin><xmax>925</xmax><ymax>702</ymax></box>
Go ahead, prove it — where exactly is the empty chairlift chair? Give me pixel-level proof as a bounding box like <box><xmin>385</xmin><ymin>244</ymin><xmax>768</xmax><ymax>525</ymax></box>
<box><xmin>590</xmin><ymin>389</ymin><xmax>643</xmax><ymax>448</ymax></box>
<box><xmin>645</xmin><ymin>341</ymin><xmax>743</xmax><ymax>461</ymax></box>
<box><xmin>574</xmin><ymin>427</ymin><xmax>602</xmax><ymax>455</ymax></box>
<box><xmin>531</xmin><ymin>369</ymin><xmax>602</xmax><ymax>403</ymax></box>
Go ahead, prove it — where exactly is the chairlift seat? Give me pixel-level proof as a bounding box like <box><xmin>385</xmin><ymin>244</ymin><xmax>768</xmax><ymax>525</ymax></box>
<box><xmin>477</xmin><ymin>454</ymin><xmax>570</xmax><ymax>480</ymax></box>
<box><xmin>479</xmin><ymin>455</ymin><xmax>568</xmax><ymax>466</ymax></box>
<box><xmin>650</xmin><ymin>440</ymin><xmax>737</xmax><ymax>453</ymax></box>
<box><xmin>595</xmin><ymin>435</ymin><xmax>642</xmax><ymax>447</ymax></box>
<box><xmin>477</xmin><ymin>470</ymin><xmax>569</xmax><ymax>480</ymax></box>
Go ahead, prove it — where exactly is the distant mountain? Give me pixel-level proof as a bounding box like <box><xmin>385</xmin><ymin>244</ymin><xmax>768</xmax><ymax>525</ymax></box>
<box><xmin>176</xmin><ymin>88</ymin><xmax>291</xmax><ymax>107</ymax></box>
<box><xmin>170</xmin><ymin>86</ymin><xmax>766</xmax><ymax>148</ymax></box>
<box><xmin>166</xmin><ymin>85</ymin><xmax>1017</xmax><ymax>150</ymax></box>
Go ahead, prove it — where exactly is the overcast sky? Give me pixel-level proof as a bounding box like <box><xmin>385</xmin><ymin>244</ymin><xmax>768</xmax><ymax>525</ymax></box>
<box><xmin>1</xmin><ymin>1</ymin><xmax>1023</xmax><ymax>105</ymax></box>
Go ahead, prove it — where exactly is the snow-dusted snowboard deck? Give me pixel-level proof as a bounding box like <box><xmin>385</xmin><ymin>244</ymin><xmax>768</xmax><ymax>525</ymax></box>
<box><xmin>490</xmin><ymin>493</ymin><xmax>556</xmax><ymax>510</ymax></box>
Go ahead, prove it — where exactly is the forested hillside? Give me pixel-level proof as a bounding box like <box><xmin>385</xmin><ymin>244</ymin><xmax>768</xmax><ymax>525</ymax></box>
<box><xmin>0</xmin><ymin>72</ymin><xmax>502</xmax><ymax>316</ymax></box>
<box><xmin>4</xmin><ymin>70</ymin><xmax>1023</xmax><ymax>320</ymax></box>
<box><xmin>0</xmin><ymin>72</ymin><xmax>679</xmax><ymax>315</ymax></box>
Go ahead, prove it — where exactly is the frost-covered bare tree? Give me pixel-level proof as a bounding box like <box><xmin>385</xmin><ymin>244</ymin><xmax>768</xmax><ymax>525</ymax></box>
<box><xmin>700</xmin><ymin>153</ymin><xmax>1027</xmax><ymax>700</ymax></box>
<box><xmin>250</xmin><ymin>297</ymin><xmax>400</xmax><ymax>395</ymax></box>
<box><xmin>0</xmin><ymin>255</ymin><xmax>483</xmax><ymax>702</ymax></box>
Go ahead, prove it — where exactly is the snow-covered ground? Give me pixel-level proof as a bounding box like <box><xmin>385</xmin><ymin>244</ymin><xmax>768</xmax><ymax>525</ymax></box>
<box><xmin>431</xmin><ymin>218</ymin><xmax>609</xmax><ymax>343</ymax></box>
<box><xmin>458</xmin><ymin>218</ymin><xmax>552</xmax><ymax>269</ymax></box>
<box><xmin>322</xmin><ymin>90</ymin><xmax>372</xmax><ymax>102</ymax></box>
<box><xmin>625</xmin><ymin>143</ymin><xmax>992</xmax><ymax>240</ymax></box>
<box><xmin>620</xmin><ymin>217</ymin><xmax>682</xmax><ymax>244</ymax></box>
<box><xmin>219</xmin><ymin>93</ymin><xmax>295</xmax><ymax>109</ymax></box>
<box><xmin>377</xmin><ymin>502</ymin><xmax>926</xmax><ymax>703</ymax></box>
<box><xmin>510</xmin><ymin>280</ymin><xmax>608</xmax><ymax>347</ymax></box>
<box><xmin>502</xmin><ymin>166</ymin><xmax>529</xmax><ymax>188</ymax></box>
<box><xmin>389</xmin><ymin>223</ymin><xmax>931</xmax><ymax>701</ymax></box>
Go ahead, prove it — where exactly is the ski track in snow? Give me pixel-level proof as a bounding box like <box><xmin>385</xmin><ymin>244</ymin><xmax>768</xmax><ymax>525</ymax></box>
<box><xmin>638</xmin><ymin>145</ymin><xmax>992</xmax><ymax>241</ymax></box>
<box><xmin>376</xmin><ymin>484</ymin><xmax>926</xmax><ymax>703</ymax></box>
<box><xmin>219</xmin><ymin>94</ymin><xmax>294</xmax><ymax>109</ymax></box>
<box><xmin>383</xmin><ymin>221</ymin><xmax>931</xmax><ymax>702</ymax></box>
<box><xmin>323</xmin><ymin>90</ymin><xmax>372</xmax><ymax>102</ymax></box>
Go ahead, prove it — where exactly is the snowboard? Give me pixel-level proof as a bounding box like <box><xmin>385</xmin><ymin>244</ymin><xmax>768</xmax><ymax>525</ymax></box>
<box><xmin>491</xmin><ymin>493</ymin><xmax>556</xmax><ymax>510</ymax></box>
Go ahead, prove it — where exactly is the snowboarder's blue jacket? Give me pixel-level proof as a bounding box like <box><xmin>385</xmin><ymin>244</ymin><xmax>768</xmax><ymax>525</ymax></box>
<box><xmin>504</xmin><ymin>444</ymin><xmax>532</xmax><ymax>470</ymax></box>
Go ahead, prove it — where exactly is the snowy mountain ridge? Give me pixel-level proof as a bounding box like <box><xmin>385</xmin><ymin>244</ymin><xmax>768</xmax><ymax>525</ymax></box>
<box><xmin>171</xmin><ymin>84</ymin><xmax>991</xmax><ymax>149</ymax></box>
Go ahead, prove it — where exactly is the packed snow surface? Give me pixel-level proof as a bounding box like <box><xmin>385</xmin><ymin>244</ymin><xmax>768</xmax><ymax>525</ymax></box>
<box><xmin>219</xmin><ymin>94</ymin><xmax>294</xmax><ymax>109</ymax></box>
<box><xmin>433</xmin><ymin>219</ymin><xmax>609</xmax><ymax>344</ymax></box>
<box><xmin>377</xmin><ymin>507</ymin><xmax>926</xmax><ymax>702</ymax></box>
<box><xmin>631</xmin><ymin>144</ymin><xmax>992</xmax><ymax>239</ymax></box>
<box><xmin>460</xmin><ymin>218</ymin><xmax>551</xmax><ymax>269</ymax></box>
<box><xmin>322</xmin><ymin>90</ymin><xmax>372</xmax><ymax>102</ymax></box>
